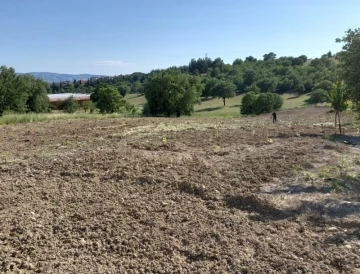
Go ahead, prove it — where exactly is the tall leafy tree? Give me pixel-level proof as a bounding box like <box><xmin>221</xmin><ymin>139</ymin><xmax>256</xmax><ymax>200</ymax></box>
<box><xmin>211</xmin><ymin>80</ymin><xmax>236</xmax><ymax>106</ymax></box>
<box><xmin>263</xmin><ymin>52</ymin><xmax>277</xmax><ymax>61</ymax></box>
<box><xmin>327</xmin><ymin>81</ymin><xmax>349</xmax><ymax>134</ymax></box>
<box><xmin>117</xmin><ymin>83</ymin><xmax>130</xmax><ymax>97</ymax></box>
<box><xmin>19</xmin><ymin>75</ymin><xmax>50</xmax><ymax>113</ymax></box>
<box><xmin>336</xmin><ymin>28</ymin><xmax>360</xmax><ymax>101</ymax></box>
<box><xmin>241</xmin><ymin>92</ymin><xmax>283</xmax><ymax>115</ymax></box>
<box><xmin>243</xmin><ymin>69</ymin><xmax>257</xmax><ymax>86</ymax></box>
<box><xmin>256</xmin><ymin>77</ymin><xmax>278</xmax><ymax>93</ymax></box>
<box><xmin>144</xmin><ymin>69</ymin><xmax>203</xmax><ymax>117</ymax></box>
<box><xmin>0</xmin><ymin>66</ymin><xmax>28</xmax><ymax>116</ymax></box>
<box><xmin>93</xmin><ymin>86</ymin><xmax>130</xmax><ymax>114</ymax></box>
<box><xmin>241</xmin><ymin>91</ymin><xmax>258</xmax><ymax>115</ymax></box>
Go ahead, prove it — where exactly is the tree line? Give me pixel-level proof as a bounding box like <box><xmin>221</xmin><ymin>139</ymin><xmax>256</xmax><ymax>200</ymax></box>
<box><xmin>0</xmin><ymin>66</ymin><xmax>50</xmax><ymax>116</ymax></box>
<box><xmin>1</xmin><ymin>27</ymin><xmax>359</xmax><ymax>119</ymax></box>
<box><xmin>0</xmin><ymin>66</ymin><xmax>136</xmax><ymax>116</ymax></box>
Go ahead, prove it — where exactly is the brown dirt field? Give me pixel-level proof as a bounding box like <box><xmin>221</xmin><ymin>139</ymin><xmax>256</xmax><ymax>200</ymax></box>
<box><xmin>1</xmin><ymin>107</ymin><xmax>360</xmax><ymax>274</ymax></box>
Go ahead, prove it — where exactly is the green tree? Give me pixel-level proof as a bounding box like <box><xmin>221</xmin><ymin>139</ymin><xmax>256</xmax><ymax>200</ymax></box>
<box><xmin>211</xmin><ymin>80</ymin><xmax>236</xmax><ymax>106</ymax></box>
<box><xmin>144</xmin><ymin>69</ymin><xmax>203</xmax><ymax>117</ymax></box>
<box><xmin>82</xmin><ymin>100</ymin><xmax>95</xmax><ymax>113</ymax></box>
<box><xmin>313</xmin><ymin>80</ymin><xmax>333</xmax><ymax>91</ymax></box>
<box><xmin>95</xmin><ymin>86</ymin><xmax>124</xmax><ymax>114</ymax></box>
<box><xmin>336</xmin><ymin>28</ymin><xmax>360</xmax><ymax>101</ymax></box>
<box><xmin>307</xmin><ymin>89</ymin><xmax>328</xmax><ymax>104</ymax></box>
<box><xmin>20</xmin><ymin>75</ymin><xmax>50</xmax><ymax>113</ymax></box>
<box><xmin>291</xmin><ymin>58</ymin><xmax>304</xmax><ymax>66</ymax></box>
<box><xmin>263</xmin><ymin>52</ymin><xmax>277</xmax><ymax>61</ymax></box>
<box><xmin>243</xmin><ymin>69</ymin><xmax>257</xmax><ymax>86</ymax></box>
<box><xmin>298</xmin><ymin>55</ymin><xmax>308</xmax><ymax>63</ymax></box>
<box><xmin>0</xmin><ymin>66</ymin><xmax>28</xmax><ymax>116</ymax></box>
<box><xmin>245</xmin><ymin>56</ymin><xmax>257</xmax><ymax>62</ymax></box>
<box><xmin>131</xmin><ymin>81</ymin><xmax>144</xmax><ymax>94</ymax></box>
<box><xmin>244</xmin><ymin>83</ymin><xmax>261</xmax><ymax>93</ymax></box>
<box><xmin>253</xmin><ymin>93</ymin><xmax>283</xmax><ymax>115</ymax></box>
<box><xmin>241</xmin><ymin>92</ymin><xmax>283</xmax><ymax>115</ymax></box>
<box><xmin>232</xmin><ymin>58</ymin><xmax>243</xmax><ymax>66</ymax></box>
<box><xmin>203</xmin><ymin>77</ymin><xmax>219</xmax><ymax>97</ymax></box>
<box><xmin>256</xmin><ymin>77</ymin><xmax>278</xmax><ymax>93</ymax></box>
<box><xmin>241</xmin><ymin>91</ymin><xmax>258</xmax><ymax>115</ymax></box>
<box><xmin>327</xmin><ymin>81</ymin><xmax>349</xmax><ymax>134</ymax></box>
<box><xmin>59</xmin><ymin>96</ymin><xmax>80</xmax><ymax>113</ymax></box>
<box><xmin>117</xmin><ymin>83</ymin><xmax>130</xmax><ymax>97</ymax></box>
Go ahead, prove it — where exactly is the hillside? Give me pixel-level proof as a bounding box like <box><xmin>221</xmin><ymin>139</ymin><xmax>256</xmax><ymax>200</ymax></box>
<box><xmin>126</xmin><ymin>93</ymin><xmax>311</xmax><ymax>117</ymax></box>
<box><xmin>17</xmin><ymin>72</ymin><xmax>106</xmax><ymax>83</ymax></box>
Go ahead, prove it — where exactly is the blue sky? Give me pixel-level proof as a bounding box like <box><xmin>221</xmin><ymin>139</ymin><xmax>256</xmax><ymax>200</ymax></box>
<box><xmin>0</xmin><ymin>0</ymin><xmax>359</xmax><ymax>75</ymax></box>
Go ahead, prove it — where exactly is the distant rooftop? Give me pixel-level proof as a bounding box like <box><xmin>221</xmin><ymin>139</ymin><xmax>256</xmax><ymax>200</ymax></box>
<box><xmin>48</xmin><ymin>93</ymin><xmax>90</xmax><ymax>102</ymax></box>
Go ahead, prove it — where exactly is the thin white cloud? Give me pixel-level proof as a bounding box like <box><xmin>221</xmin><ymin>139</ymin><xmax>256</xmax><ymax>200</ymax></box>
<box><xmin>94</xmin><ymin>60</ymin><xmax>129</xmax><ymax>66</ymax></box>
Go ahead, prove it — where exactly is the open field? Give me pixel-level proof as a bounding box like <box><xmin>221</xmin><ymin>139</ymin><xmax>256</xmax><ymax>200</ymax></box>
<box><xmin>0</xmin><ymin>93</ymin><xmax>310</xmax><ymax>126</ymax></box>
<box><xmin>126</xmin><ymin>93</ymin><xmax>312</xmax><ymax>118</ymax></box>
<box><xmin>1</xmin><ymin>107</ymin><xmax>360</xmax><ymax>273</ymax></box>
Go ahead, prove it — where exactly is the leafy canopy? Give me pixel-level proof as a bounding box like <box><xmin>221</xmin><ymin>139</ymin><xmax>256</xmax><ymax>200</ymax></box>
<box><xmin>92</xmin><ymin>85</ymin><xmax>134</xmax><ymax>114</ymax></box>
<box><xmin>144</xmin><ymin>69</ymin><xmax>203</xmax><ymax>117</ymax></box>
<box><xmin>336</xmin><ymin>28</ymin><xmax>360</xmax><ymax>101</ymax></box>
<box><xmin>211</xmin><ymin>80</ymin><xmax>236</xmax><ymax>106</ymax></box>
<box><xmin>241</xmin><ymin>92</ymin><xmax>283</xmax><ymax>115</ymax></box>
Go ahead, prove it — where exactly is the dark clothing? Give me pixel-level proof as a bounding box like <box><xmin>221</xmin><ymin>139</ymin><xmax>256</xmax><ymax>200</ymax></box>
<box><xmin>272</xmin><ymin>112</ymin><xmax>277</xmax><ymax>123</ymax></box>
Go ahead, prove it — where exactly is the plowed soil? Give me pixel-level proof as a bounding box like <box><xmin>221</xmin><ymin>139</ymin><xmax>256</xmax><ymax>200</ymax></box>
<box><xmin>1</xmin><ymin>107</ymin><xmax>360</xmax><ymax>274</ymax></box>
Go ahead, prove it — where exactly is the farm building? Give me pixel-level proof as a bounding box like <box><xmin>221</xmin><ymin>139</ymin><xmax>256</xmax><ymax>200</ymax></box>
<box><xmin>48</xmin><ymin>93</ymin><xmax>91</xmax><ymax>109</ymax></box>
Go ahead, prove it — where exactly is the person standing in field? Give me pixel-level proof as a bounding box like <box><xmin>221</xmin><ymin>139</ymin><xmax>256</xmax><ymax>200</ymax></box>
<box><xmin>272</xmin><ymin>112</ymin><xmax>277</xmax><ymax>123</ymax></box>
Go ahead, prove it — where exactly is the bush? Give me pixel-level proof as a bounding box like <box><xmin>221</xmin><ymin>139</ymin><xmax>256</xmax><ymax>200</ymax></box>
<box><xmin>91</xmin><ymin>85</ymin><xmax>135</xmax><ymax>114</ymax></box>
<box><xmin>256</xmin><ymin>77</ymin><xmax>278</xmax><ymax>93</ymax></box>
<box><xmin>95</xmin><ymin>86</ymin><xmax>124</xmax><ymax>114</ymax></box>
<box><xmin>313</xmin><ymin>80</ymin><xmax>333</xmax><ymax>91</ymax></box>
<box><xmin>82</xmin><ymin>100</ymin><xmax>96</xmax><ymax>113</ymax></box>
<box><xmin>240</xmin><ymin>91</ymin><xmax>258</xmax><ymax>115</ymax></box>
<box><xmin>307</xmin><ymin>89</ymin><xmax>328</xmax><ymax>104</ymax></box>
<box><xmin>144</xmin><ymin>69</ymin><xmax>203</xmax><ymax>117</ymax></box>
<box><xmin>59</xmin><ymin>96</ymin><xmax>80</xmax><ymax>113</ymax></box>
<box><xmin>241</xmin><ymin>92</ymin><xmax>283</xmax><ymax>115</ymax></box>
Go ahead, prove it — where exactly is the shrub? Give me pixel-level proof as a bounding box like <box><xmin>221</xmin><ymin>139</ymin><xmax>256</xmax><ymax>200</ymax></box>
<box><xmin>59</xmin><ymin>96</ymin><xmax>80</xmax><ymax>113</ymax></box>
<box><xmin>82</xmin><ymin>100</ymin><xmax>95</xmax><ymax>113</ymax></box>
<box><xmin>241</xmin><ymin>92</ymin><xmax>283</xmax><ymax>115</ymax></box>
<box><xmin>240</xmin><ymin>91</ymin><xmax>258</xmax><ymax>115</ymax></box>
<box><xmin>307</xmin><ymin>89</ymin><xmax>328</xmax><ymax>104</ymax></box>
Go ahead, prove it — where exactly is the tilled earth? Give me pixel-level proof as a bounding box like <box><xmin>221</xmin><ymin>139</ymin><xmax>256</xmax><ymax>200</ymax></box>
<box><xmin>1</xmin><ymin>107</ymin><xmax>360</xmax><ymax>273</ymax></box>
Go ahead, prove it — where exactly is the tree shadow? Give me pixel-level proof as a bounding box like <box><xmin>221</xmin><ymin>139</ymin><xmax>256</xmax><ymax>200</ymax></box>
<box><xmin>263</xmin><ymin>184</ymin><xmax>333</xmax><ymax>195</ymax></box>
<box><xmin>328</xmin><ymin>134</ymin><xmax>360</xmax><ymax>145</ymax></box>
<box><xmin>201</xmin><ymin>97</ymin><xmax>214</xmax><ymax>102</ymax></box>
<box><xmin>287</xmin><ymin>95</ymin><xmax>301</xmax><ymax>99</ymax></box>
<box><xmin>230</xmin><ymin>104</ymin><xmax>241</xmax><ymax>108</ymax></box>
<box><xmin>296</xmin><ymin>199</ymin><xmax>360</xmax><ymax>218</ymax></box>
<box><xmin>225</xmin><ymin>193</ymin><xmax>360</xmax><ymax>222</ymax></box>
<box><xmin>225</xmin><ymin>193</ymin><xmax>295</xmax><ymax>220</ymax></box>
<box><xmin>195</xmin><ymin>106</ymin><xmax>223</xmax><ymax>113</ymax></box>
<box><xmin>307</xmin><ymin>215</ymin><xmax>360</xmax><ymax>246</ymax></box>
<box><xmin>268</xmin><ymin>133</ymin><xmax>324</xmax><ymax>139</ymax></box>
<box><xmin>131</xmin><ymin>93</ymin><xmax>144</xmax><ymax>98</ymax></box>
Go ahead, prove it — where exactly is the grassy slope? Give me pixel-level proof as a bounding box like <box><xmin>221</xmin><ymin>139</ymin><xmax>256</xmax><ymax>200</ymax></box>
<box><xmin>0</xmin><ymin>93</ymin><xmax>310</xmax><ymax>125</ymax></box>
<box><xmin>126</xmin><ymin>93</ymin><xmax>311</xmax><ymax>118</ymax></box>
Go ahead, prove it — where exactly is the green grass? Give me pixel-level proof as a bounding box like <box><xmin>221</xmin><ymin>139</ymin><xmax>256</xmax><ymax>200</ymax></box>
<box><xmin>0</xmin><ymin>92</ymin><xmax>310</xmax><ymax>125</ymax></box>
<box><xmin>126</xmin><ymin>93</ymin><xmax>311</xmax><ymax>118</ymax></box>
<box><xmin>125</xmin><ymin>93</ymin><xmax>146</xmax><ymax>107</ymax></box>
<box><xmin>282</xmin><ymin>93</ymin><xmax>310</xmax><ymax>109</ymax></box>
<box><xmin>0</xmin><ymin>112</ymin><xmax>134</xmax><ymax>126</ymax></box>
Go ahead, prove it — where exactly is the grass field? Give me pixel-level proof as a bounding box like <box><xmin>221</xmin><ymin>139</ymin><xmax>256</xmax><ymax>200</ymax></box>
<box><xmin>0</xmin><ymin>93</ymin><xmax>312</xmax><ymax>125</ymax></box>
<box><xmin>126</xmin><ymin>92</ymin><xmax>312</xmax><ymax>117</ymax></box>
<box><xmin>0</xmin><ymin>112</ymin><xmax>134</xmax><ymax>126</ymax></box>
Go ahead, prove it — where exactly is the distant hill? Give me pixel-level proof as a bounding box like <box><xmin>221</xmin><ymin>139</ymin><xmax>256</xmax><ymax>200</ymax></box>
<box><xmin>17</xmin><ymin>72</ymin><xmax>107</xmax><ymax>83</ymax></box>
